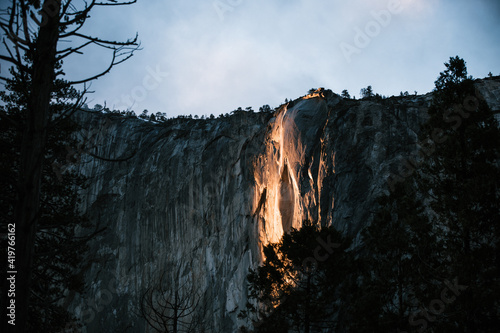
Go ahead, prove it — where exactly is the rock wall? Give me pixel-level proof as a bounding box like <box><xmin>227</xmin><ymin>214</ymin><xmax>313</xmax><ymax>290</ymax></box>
<box><xmin>70</xmin><ymin>79</ymin><xmax>499</xmax><ymax>332</ymax></box>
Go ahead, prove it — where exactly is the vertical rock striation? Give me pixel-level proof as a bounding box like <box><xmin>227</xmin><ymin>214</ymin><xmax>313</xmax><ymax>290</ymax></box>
<box><xmin>70</xmin><ymin>79</ymin><xmax>499</xmax><ymax>332</ymax></box>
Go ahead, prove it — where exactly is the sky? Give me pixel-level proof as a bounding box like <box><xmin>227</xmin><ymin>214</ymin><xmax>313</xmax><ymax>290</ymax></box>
<box><xmin>2</xmin><ymin>0</ymin><xmax>500</xmax><ymax>117</ymax></box>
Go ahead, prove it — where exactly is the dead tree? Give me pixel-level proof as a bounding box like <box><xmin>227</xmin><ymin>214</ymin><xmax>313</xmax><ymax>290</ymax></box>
<box><xmin>140</xmin><ymin>271</ymin><xmax>206</xmax><ymax>333</ymax></box>
<box><xmin>0</xmin><ymin>2</ymin><xmax>139</xmax><ymax>332</ymax></box>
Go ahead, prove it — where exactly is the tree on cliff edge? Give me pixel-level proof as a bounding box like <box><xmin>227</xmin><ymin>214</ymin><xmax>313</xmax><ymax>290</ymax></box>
<box><xmin>0</xmin><ymin>1</ymin><xmax>139</xmax><ymax>331</ymax></box>
<box><xmin>341</xmin><ymin>89</ymin><xmax>351</xmax><ymax>99</ymax></box>
<box><xmin>360</xmin><ymin>85</ymin><xmax>374</xmax><ymax>99</ymax></box>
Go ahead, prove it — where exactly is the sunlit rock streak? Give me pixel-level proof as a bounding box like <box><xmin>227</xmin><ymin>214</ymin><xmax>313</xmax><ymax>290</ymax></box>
<box><xmin>252</xmin><ymin>90</ymin><xmax>339</xmax><ymax>248</ymax></box>
<box><xmin>68</xmin><ymin>79</ymin><xmax>499</xmax><ymax>332</ymax></box>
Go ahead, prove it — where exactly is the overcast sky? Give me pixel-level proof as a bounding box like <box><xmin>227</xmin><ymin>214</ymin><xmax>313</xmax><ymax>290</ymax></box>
<box><xmin>4</xmin><ymin>0</ymin><xmax>500</xmax><ymax>117</ymax></box>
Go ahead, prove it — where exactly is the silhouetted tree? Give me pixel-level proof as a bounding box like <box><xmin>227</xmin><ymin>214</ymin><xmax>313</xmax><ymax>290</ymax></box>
<box><xmin>349</xmin><ymin>57</ymin><xmax>500</xmax><ymax>333</ymax></box>
<box><xmin>433</xmin><ymin>56</ymin><xmax>469</xmax><ymax>92</ymax></box>
<box><xmin>259</xmin><ymin>105</ymin><xmax>272</xmax><ymax>113</ymax></box>
<box><xmin>240</xmin><ymin>222</ymin><xmax>352</xmax><ymax>333</ymax></box>
<box><xmin>415</xmin><ymin>56</ymin><xmax>500</xmax><ymax>332</ymax></box>
<box><xmin>341</xmin><ymin>89</ymin><xmax>351</xmax><ymax>99</ymax></box>
<box><xmin>140</xmin><ymin>271</ymin><xmax>206</xmax><ymax>333</ymax></box>
<box><xmin>360</xmin><ymin>85</ymin><xmax>374</xmax><ymax>99</ymax></box>
<box><xmin>346</xmin><ymin>182</ymin><xmax>438</xmax><ymax>333</ymax></box>
<box><xmin>0</xmin><ymin>53</ymin><xmax>105</xmax><ymax>331</ymax></box>
<box><xmin>156</xmin><ymin>112</ymin><xmax>166</xmax><ymax>122</ymax></box>
<box><xmin>0</xmin><ymin>1</ymin><xmax>139</xmax><ymax>331</ymax></box>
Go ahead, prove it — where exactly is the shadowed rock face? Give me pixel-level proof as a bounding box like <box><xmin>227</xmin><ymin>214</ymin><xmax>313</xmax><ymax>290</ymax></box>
<box><xmin>279</xmin><ymin>163</ymin><xmax>294</xmax><ymax>233</ymax></box>
<box><xmin>70</xmin><ymin>79</ymin><xmax>499</xmax><ymax>332</ymax></box>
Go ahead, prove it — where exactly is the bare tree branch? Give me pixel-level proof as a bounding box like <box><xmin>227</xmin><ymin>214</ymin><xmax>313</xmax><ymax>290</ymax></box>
<box><xmin>58</xmin><ymin>0</ymin><xmax>95</xmax><ymax>33</ymax></box>
<box><xmin>0</xmin><ymin>53</ymin><xmax>23</xmax><ymax>69</ymax></box>
<box><xmin>19</xmin><ymin>0</ymin><xmax>31</xmax><ymax>44</ymax></box>
<box><xmin>66</xmin><ymin>44</ymin><xmax>139</xmax><ymax>85</ymax></box>
<box><xmin>2</xmin><ymin>0</ymin><xmax>140</xmax><ymax>91</ymax></box>
<box><xmin>49</xmin><ymin>85</ymin><xmax>89</xmax><ymax>127</ymax></box>
<box><xmin>140</xmin><ymin>270</ymin><xmax>205</xmax><ymax>333</ymax></box>
<box><xmin>56</xmin><ymin>40</ymin><xmax>92</xmax><ymax>59</ymax></box>
<box><xmin>69</xmin><ymin>31</ymin><xmax>138</xmax><ymax>46</ymax></box>
<box><xmin>96</xmin><ymin>0</ymin><xmax>137</xmax><ymax>6</ymax></box>
<box><xmin>87</xmin><ymin>148</ymin><xmax>137</xmax><ymax>162</ymax></box>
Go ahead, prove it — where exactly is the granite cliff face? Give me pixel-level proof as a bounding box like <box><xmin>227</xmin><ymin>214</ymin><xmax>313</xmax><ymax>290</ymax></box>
<box><xmin>70</xmin><ymin>78</ymin><xmax>500</xmax><ymax>332</ymax></box>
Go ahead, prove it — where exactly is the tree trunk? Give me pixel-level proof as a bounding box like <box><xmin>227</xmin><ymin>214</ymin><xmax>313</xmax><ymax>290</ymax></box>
<box><xmin>304</xmin><ymin>274</ymin><xmax>311</xmax><ymax>333</ymax></box>
<box><xmin>13</xmin><ymin>2</ymin><xmax>60</xmax><ymax>332</ymax></box>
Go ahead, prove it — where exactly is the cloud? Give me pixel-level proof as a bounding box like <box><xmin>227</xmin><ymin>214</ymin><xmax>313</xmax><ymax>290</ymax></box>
<box><xmin>56</xmin><ymin>0</ymin><xmax>500</xmax><ymax>116</ymax></box>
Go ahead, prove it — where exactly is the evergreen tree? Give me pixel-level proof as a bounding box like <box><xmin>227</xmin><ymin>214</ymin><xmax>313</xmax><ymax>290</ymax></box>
<box><xmin>360</xmin><ymin>86</ymin><xmax>374</xmax><ymax>99</ymax></box>
<box><xmin>415</xmin><ymin>56</ymin><xmax>500</xmax><ymax>332</ymax></box>
<box><xmin>259</xmin><ymin>105</ymin><xmax>272</xmax><ymax>113</ymax></box>
<box><xmin>0</xmin><ymin>55</ymin><xmax>99</xmax><ymax>331</ymax></box>
<box><xmin>240</xmin><ymin>222</ymin><xmax>352</xmax><ymax>332</ymax></box>
<box><xmin>346</xmin><ymin>182</ymin><xmax>439</xmax><ymax>333</ymax></box>
<box><xmin>0</xmin><ymin>3</ymin><xmax>139</xmax><ymax>330</ymax></box>
<box><xmin>341</xmin><ymin>89</ymin><xmax>351</xmax><ymax>99</ymax></box>
<box><xmin>347</xmin><ymin>57</ymin><xmax>500</xmax><ymax>332</ymax></box>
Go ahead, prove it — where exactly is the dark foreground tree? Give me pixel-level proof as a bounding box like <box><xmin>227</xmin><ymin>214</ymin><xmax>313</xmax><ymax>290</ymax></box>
<box><xmin>346</xmin><ymin>182</ymin><xmax>439</xmax><ymax>333</ymax></box>
<box><xmin>415</xmin><ymin>56</ymin><xmax>500</xmax><ymax>332</ymax></box>
<box><xmin>349</xmin><ymin>57</ymin><xmax>500</xmax><ymax>333</ymax></box>
<box><xmin>240</xmin><ymin>221</ymin><xmax>352</xmax><ymax>332</ymax></box>
<box><xmin>0</xmin><ymin>44</ymin><xmax>108</xmax><ymax>331</ymax></box>
<box><xmin>0</xmin><ymin>1</ymin><xmax>139</xmax><ymax>331</ymax></box>
<box><xmin>140</xmin><ymin>271</ymin><xmax>207</xmax><ymax>333</ymax></box>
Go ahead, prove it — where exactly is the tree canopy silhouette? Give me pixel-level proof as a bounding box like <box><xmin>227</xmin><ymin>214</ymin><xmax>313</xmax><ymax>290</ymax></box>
<box><xmin>240</xmin><ymin>221</ymin><xmax>352</xmax><ymax>333</ymax></box>
<box><xmin>360</xmin><ymin>85</ymin><xmax>374</xmax><ymax>99</ymax></box>
<box><xmin>0</xmin><ymin>1</ymin><xmax>139</xmax><ymax>332</ymax></box>
<box><xmin>415</xmin><ymin>56</ymin><xmax>500</xmax><ymax>331</ymax></box>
